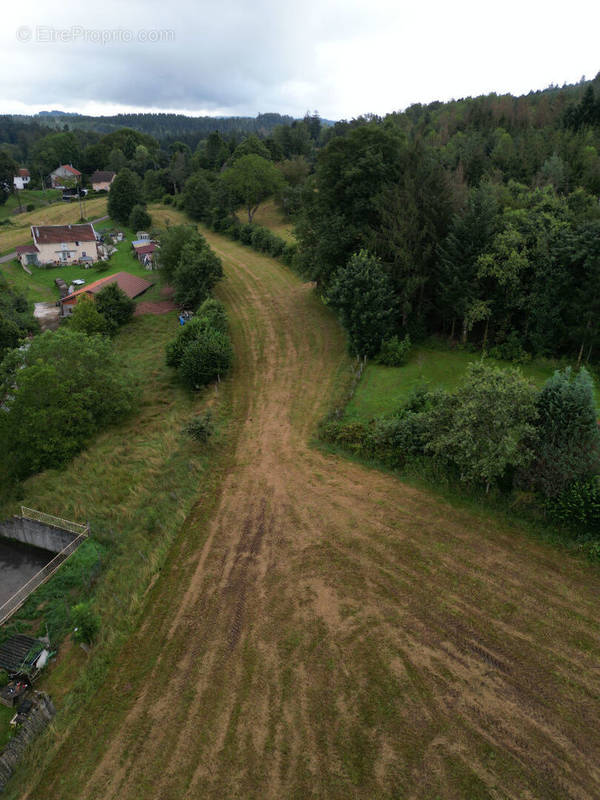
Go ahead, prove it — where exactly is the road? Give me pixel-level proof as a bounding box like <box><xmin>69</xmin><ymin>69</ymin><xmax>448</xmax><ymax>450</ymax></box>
<box><xmin>16</xmin><ymin>231</ymin><xmax>600</xmax><ymax>800</ymax></box>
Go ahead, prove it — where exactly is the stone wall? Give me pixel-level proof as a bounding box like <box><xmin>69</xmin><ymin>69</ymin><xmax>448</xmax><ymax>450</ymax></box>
<box><xmin>0</xmin><ymin>693</ymin><xmax>56</xmax><ymax>793</ymax></box>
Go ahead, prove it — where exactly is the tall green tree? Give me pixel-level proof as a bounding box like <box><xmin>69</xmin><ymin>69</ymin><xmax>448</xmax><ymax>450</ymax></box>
<box><xmin>221</xmin><ymin>154</ymin><xmax>284</xmax><ymax>222</ymax></box>
<box><xmin>107</xmin><ymin>168</ymin><xmax>143</xmax><ymax>224</ymax></box>
<box><xmin>327</xmin><ymin>250</ymin><xmax>397</xmax><ymax>357</ymax></box>
<box><xmin>527</xmin><ymin>367</ymin><xmax>600</xmax><ymax>497</ymax></box>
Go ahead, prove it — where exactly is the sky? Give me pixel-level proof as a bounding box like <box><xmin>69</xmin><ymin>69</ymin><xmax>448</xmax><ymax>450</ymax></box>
<box><xmin>1</xmin><ymin>0</ymin><xmax>599</xmax><ymax>120</ymax></box>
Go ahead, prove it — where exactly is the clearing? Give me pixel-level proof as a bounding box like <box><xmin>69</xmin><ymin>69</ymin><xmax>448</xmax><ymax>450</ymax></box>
<box><xmin>7</xmin><ymin>227</ymin><xmax>600</xmax><ymax>800</ymax></box>
<box><xmin>344</xmin><ymin>344</ymin><xmax>598</xmax><ymax>421</ymax></box>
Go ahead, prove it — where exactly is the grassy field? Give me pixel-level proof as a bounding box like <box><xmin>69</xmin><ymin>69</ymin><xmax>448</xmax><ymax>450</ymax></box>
<box><xmin>7</xmin><ymin>217</ymin><xmax>600</xmax><ymax>800</ymax></box>
<box><xmin>0</xmin><ymin>196</ymin><xmax>107</xmax><ymax>255</ymax></box>
<box><xmin>235</xmin><ymin>198</ymin><xmax>295</xmax><ymax>242</ymax></box>
<box><xmin>0</xmin><ymin>303</ymin><xmax>236</xmax><ymax>767</ymax></box>
<box><xmin>0</xmin><ymin>189</ymin><xmax>62</xmax><ymax>220</ymax></box>
<box><xmin>344</xmin><ymin>343</ymin><xmax>597</xmax><ymax>420</ymax></box>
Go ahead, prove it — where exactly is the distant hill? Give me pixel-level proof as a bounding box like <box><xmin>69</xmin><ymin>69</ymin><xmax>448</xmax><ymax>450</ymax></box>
<box><xmin>13</xmin><ymin>111</ymin><xmax>298</xmax><ymax>140</ymax></box>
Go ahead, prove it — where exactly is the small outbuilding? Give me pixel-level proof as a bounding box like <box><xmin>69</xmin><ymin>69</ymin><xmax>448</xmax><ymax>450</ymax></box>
<box><xmin>60</xmin><ymin>271</ymin><xmax>153</xmax><ymax>316</ymax></box>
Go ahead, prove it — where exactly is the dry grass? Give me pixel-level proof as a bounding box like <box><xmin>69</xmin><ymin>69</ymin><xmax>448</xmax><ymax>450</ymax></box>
<box><xmin>236</xmin><ymin>198</ymin><xmax>295</xmax><ymax>242</ymax></box>
<box><xmin>7</xmin><ymin>213</ymin><xmax>600</xmax><ymax>800</ymax></box>
<box><xmin>0</xmin><ymin>196</ymin><xmax>107</xmax><ymax>254</ymax></box>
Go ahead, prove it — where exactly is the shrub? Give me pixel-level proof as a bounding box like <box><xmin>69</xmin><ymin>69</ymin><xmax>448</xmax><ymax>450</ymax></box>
<box><xmin>162</xmin><ymin>194</ymin><xmax>173</xmax><ymax>205</ymax></box>
<box><xmin>71</xmin><ymin>602</ymin><xmax>100</xmax><ymax>644</ymax></box>
<box><xmin>129</xmin><ymin>203</ymin><xmax>152</xmax><ymax>231</ymax></box>
<box><xmin>165</xmin><ymin>317</ymin><xmax>212</xmax><ymax>367</ymax></box>
<box><xmin>488</xmin><ymin>331</ymin><xmax>531</xmax><ymax>364</ymax></box>
<box><xmin>377</xmin><ymin>334</ymin><xmax>412</xmax><ymax>366</ymax></box>
<box><xmin>546</xmin><ymin>477</ymin><xmax>600</xmax><ymax>534</ymax></box>
<box><xmin>196</xmin><ymin>297</ymin><xmax>228</xmax><ymax>333</ymax></box>
<box><xmin>179</xmin><ymin>328</ymin><xmax>233</xmax><ymax>389</ymax></box>
<box><xmin>95</xmin><ymin>283</ymin><xmax>135</xmax><ymax>327</ymax></box>
<box><xmin>184</xmin><ymin>411</ymin><xmax>214</xmax><ymax>442</ymax></box>
<box><xmin>26</xmin><ymin>202</ymin><xmax>35</xmax><ymax>212</ymax></box>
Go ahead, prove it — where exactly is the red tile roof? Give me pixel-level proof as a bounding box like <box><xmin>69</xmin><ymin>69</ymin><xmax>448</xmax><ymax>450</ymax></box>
<box><xmin>55</xmin><ymin>164</ymin><xmax>81</xmax><ymax>175</ymax></box>
<box><xmin>135</xmin><ymin>243</ymin><xmax>157</xmax><ymax>255</ymax></box>
<box><xmin>17</xmin><ymin>168</ymin><xmax>30</xmax><ymax>178</ymax></box>
<box><xmin>32</xmin><ymin>223</ymin><xmax>97</xmax><ymax>245</ymax></box>
<box><xmin>15</xmin><ymin>244</ymin><xmax>39</xmax><ymax>254</ymax></box>
<box><xmin>62</xmin><ymin>272</ymin><xmax>153</xmax><ymax>303</ymax></box>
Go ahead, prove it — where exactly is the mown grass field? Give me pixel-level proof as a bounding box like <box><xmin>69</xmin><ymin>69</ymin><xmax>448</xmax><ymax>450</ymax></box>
<box><xmin>344</xmin><ymin>344</ymin><xmax>598</xmax><ymax>420</ymax></box>
<box><xmin>0</xmin><ymin>189</ymin><xmax>62</xmax><ymax>220</ymax></box>
<box><xmin>6</xmin><ymin>217</ymin><xmax>600</xmax><ymax>800</ymax></box>
<box><xmin>235</xmin><ymin>197</ymin><xmax>295</xmax><ymax>242</ymax></box>
<box><xmin>0</xmin><ymin>195</ymin><xmax>107</xmax><ymax>255</ymax></box>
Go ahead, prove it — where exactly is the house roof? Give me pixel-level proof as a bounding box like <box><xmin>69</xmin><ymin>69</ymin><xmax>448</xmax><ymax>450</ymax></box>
<box><xmin>16</xmin><ymin>244</ymin><xmax>39</xmax><ymax>254</ymax></box>
<box><xmin>32</xmin><ymin>223</ymin><xmax>97</xmax><ymax>245</ymax></box>
<box><xmin>135</xmin><ymin>243</ymin><xmax>157</xmax><ymax>255</ymax></box>
<box><xmin>90</xmin><ymin>170</ymin><xmax>116</xmax><ymax>183</ymax></box>
<box><xmin>62</xmin><ymin>271</ymin><xmax>153</xmax><ymax>303</ymax></box>
<box><xmin>53</xmin><ymin>164</ymin><xmax>81</xmax><ymax>176</ymax></box>
<box><xmin>17</xmin><ymin>168</ymin><xmax>30</xmax><ymax>178</ymax></box>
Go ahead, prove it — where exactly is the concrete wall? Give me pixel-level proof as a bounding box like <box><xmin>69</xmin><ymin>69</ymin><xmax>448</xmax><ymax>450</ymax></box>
<box><xmin>0</xmin><ymin>517</ymin><xmax>79</xmax><ymax>554</ymax></box>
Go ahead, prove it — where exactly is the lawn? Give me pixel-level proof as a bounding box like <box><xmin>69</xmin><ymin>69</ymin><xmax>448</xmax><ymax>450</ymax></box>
<box><xmin>0</xmin><ymin>196</ymin><xmax>108</xmax><ymax>256</ymax></box>
<box><xmin>344</xmin><ymin>343</ymin><xmax>596</xmax><ymax>420</ymax></box>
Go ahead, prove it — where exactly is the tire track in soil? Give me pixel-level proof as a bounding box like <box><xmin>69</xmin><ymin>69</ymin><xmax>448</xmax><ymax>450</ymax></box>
<box><xmin>20</xmin><ymin>231</ymin><xmax>600</xmax><ymax>800</ymax></box>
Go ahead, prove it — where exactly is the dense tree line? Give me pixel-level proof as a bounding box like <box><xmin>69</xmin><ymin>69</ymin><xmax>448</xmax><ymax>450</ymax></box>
<box><xmin>295</xmin><ymin>76</ymin><xmax>600</xmax><ymax>364</ymax></box>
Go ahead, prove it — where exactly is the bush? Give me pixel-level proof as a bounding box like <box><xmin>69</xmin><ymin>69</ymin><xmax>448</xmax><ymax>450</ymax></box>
<box><xmin>179</xmin><ymin>328</ymin><xmax>233</xmax><ymax>389</ymax></box>
<box><xmin>95</xmin><ymin>283</ymin><xmax>135</xmax><ymax>327</ymax></box>
<box><xmin>129</xmin><ymin>203</ymin><xmax>152</xmax><ymax>231</ymax></box>
<box><xmin>196</xmin><ymin>297</ymin><xmax>228</xmax><ymax>333</ymax></box>
<box><xmin>377</xmin><ymin>334</ymin><xmax>412</xmax><ymax>366</ymax></box>
<box><xmin>26</xmin><ymin>203</ymin><xmax>35</xmax><ymax>212</ymax></box>
<box><xmin>162</xmin><ymin>194</ymin><xmax>174</xmax><ymax>205</ymax></box>
<box><xmin>488</xmin><ymin>331</ymin><xmax>531</xmax><ymax>364</ymax></box>
<box><xmin>546</xmin><ymin>477</ymin><xmax>600</xmax><ymax>534</ymax></box>
<box><xmin>71</xmin><ymin>602</ymin><xmax>100</xmax><ymax>644</ymax></box>
<box><xmin>165</xmin><ymin>317</ymin><xmax>213</xmax><ymax>367</ymax></box>
<box><xmin>184</xmin><ymin>411</ymin><xmax>214</xmax><ymax>442</ymax></box>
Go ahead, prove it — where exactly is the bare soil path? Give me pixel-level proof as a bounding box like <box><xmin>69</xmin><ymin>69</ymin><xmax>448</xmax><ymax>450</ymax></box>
<box><xmin>17</xmin><ymin>232</ymin><xmax>600</xmax><ymax>800</ymax></box>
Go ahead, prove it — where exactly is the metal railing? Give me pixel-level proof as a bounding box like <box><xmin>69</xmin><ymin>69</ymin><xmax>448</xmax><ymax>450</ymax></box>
<box><xmin>0</xmin><ymin>533</ymin><xmax>87</xmax><ymax>626</ymax></box>
<box><xmin>20</xmin><ymin>506</ymin><xmax>89</xmax><ymax>536</ymax></box>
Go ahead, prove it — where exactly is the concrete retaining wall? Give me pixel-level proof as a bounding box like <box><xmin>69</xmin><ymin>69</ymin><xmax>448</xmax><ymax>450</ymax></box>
<box><xmin>0</xmin><ymin>693</ymin><xmax>56</xmax><ymax>792</ymax></box>
<box><xmin>0</xmin><ymin>518</ymin><xmax>78</xmax><ymax>554</ymax></box>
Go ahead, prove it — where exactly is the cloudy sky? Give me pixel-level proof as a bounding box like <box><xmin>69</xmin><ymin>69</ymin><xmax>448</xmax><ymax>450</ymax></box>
<box><xmin>1</xmin><ymin>0</ymin><xmax>599</xmax><ymax>120</ymax></box>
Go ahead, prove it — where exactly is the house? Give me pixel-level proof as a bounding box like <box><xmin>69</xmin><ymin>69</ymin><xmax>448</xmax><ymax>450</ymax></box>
<box><xmin>90</xmin><ymin>170</ymin><xmax>116</xmax><ymax>192</ymax></box>
<box><xmin>50</xmin><ymin>164</ymin><xmax>81</xmax><ymax>189</ymax></box>
<box><xmin>29</xmin><ymin>223</ymin><xmax>99</xmax><ymax>266</ymax></box>
<box><xmin>60</xmin><ymin>271</ymin><xmax>153</xmax><ymax>316</ymax></box>
<box><xmin>13</xmin><ymin>168</ymin><xmax>30</xmax><ymax>190</ymax></box>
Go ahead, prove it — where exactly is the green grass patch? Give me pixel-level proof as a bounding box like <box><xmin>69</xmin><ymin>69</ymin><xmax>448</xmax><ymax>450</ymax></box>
<box><xmin>0</xmin><ymin>190</ymin><xmax>62</xmax><ymax>220</ymax></box>
<box><xmin>0</xmin><ymin>704</ymin><xmax>15</xmax><ymax>750</ymax></box>
<box><xmin>344</xmin><ymin>344</ymin><xmax>594</xmax><ymax>421</ymax></box>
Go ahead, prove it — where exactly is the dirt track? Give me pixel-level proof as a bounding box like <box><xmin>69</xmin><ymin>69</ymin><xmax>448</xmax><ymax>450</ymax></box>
<box><xmin>20</xmin><ymin>232</ymin><xmax>600</xmax><ymax>799</ymax></box>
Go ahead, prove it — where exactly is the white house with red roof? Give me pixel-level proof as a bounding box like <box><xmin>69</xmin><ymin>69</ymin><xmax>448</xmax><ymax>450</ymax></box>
<box><xmin>16</xmin><ymin>223</ymin><xmax>99</xmax><ymax>268</ymax></box>
<box><xmin>13</xmin><ymin>168</ymin><xmax>30</xmax><ymax>190</ymax></box>
<box><xmin>50</xmin><ymin>164</ymin><xmax>81</xmax><ymax>189</ymax></box>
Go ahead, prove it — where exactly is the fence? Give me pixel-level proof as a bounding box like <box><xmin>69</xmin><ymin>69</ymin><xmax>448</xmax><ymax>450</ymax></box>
<box><xmin>0</xmin><ymin>533</ymin><xmax>87</xmax><ymax>626</ymax></box>
<box><xmin>20</xmin><ymin>506</ymin><xmax>89</xmax><ymax>536</ymax></box>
